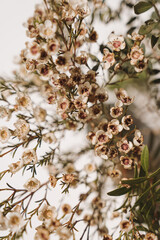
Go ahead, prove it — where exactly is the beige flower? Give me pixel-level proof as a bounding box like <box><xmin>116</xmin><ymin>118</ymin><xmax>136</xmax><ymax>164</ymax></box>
<box><xmin>115</xmin><ymin>88</ymin><xmax>134</xmax><ymax>105</ymax></box>
<box><xmin>0</xmin><ymin>127</ymin><xmax>11</xmax><ymax>143</ymax></box>
<box><xmin>108</xmin><ymin>169</ymin><xmax>122</xmax><ymax>179</ymax></box>
<box><xmin>95</xmin><ymin>144</ymin><xmax>108</xmax><ymax>159</ymax></box>
<box><xmin>25</xmin><ymin>41</ymin><xmax>40</xmax><ymax>60</ymax></box>
<box><xmin>8</xmin><ymin>212</ymin><xmax>24</xmax><ymax>232</ymax></box>
<box><xmin>107</xmin><ymin>33</ymin><xmax>125</xmax><ymax>51</ymax></box>
<box><xmin>62</xmin><ymin>204</ymin><xmax>72</xmax><ymax>214</ymax></box>
<box><xmin>15</xmin><ymin>92</ymin><xmax>32</xmax><ymax>110</ymax></box>
<box><xmin>129</xmin><ymin>45</ymin><xmax>144</xmax><ymax>65</ymax></box>
<box><xmin>34</xmin><ymin>227</ymin><xmax>50</xmax><ymax>240</ymax></box>
<box><xmin>0</xmin><ymin>106</ymin><xmax>11</xmax><ymax>120</ymax></box>
<box><xmin>74</xmin><ymin>96</ymin><xmax>87</xmax><ymax>109</ymax></box>
<box><xmin>62</xmin><ymin>174</ymin><xmax>76</xmax><ymax>184</ymax></box>
<box><xmin>57</xmin><ymin>97</ymin><xmax>70</xmax><ymax>113</ymax></box>
<box><xmin>120</xmin><ymin>156</ymin><xmax>133</xmax><ymax>169</ymax></box>
<box><xmin>43</xmin><ymin>132</ymin><xmax>57</xmax><ymax>144</ymax></box>
<box><xmin>37</xmin><ymin>64</ymin><xmax>53</xmax><ymax>81</ymax></box>
<box><xmin>24</xmin><ymin>177</ymin><xmax>40</xmax><ymax>192</ymax></box>
<box><xmin>103</xmin><ymin>48</ymin><xmax>115</xmax><ymax>69</ymax></box>
<box><xmin>49</xmin><ymin>175</ymin><xmax>57</xmax><ymax>188</ymax></box>
<box><xmin>110</xmin><ymin>100</ymin><xmax>123</xmax><ymax>118</ymax></box>
<box><xmin>55</xmin><ymin>52</ymin><xmax>72</xmax><ymax>72</ymax></box>
<box><xmin>120</xmin><ymin>220</ymin><xmax>132</xmax><ymax>233</ymax></box>
<box><xmin>38</xmin><ymin>204</ymin><xmax>57</xmax><ymax>221</ymax></box>
<box><xmin>14</xmin><ymin>119</ymin><xmax>30</xmax><ymax>140</ymax></box>
<box><xmin>86</xmin><ymin>131</ymin><xmax>97</xmax><ymax>145</ymax></box>
<box><xmin>117</xmin><ymin>138</ymin><xmax>133</xmax><ymax>153</ymax></box>
<box><xmin>133</xmin><ymin>130</ymin><xmax>143</xmax><ymax>146</ymax></box>
<box><xmin>108</xmin><ymin>119</ymin><xmax>123</xmax><ymax>135</ymax></box>
<box><xmin>96</xmin><ymin>130</ymin><xmax>112</xmax><ymax>144</ymax></box>
<box><xmin>39</xmin><ymin>20</ymin><xmax>56</xmax><ymax>39</ymax></box>
<box><xmin>78</xmin><ymin>82</ymin><xmax>91</xmax><ymax>97</ymax></box>
<box><xmin>134</xmin><ymin>58</ymin><xmax>148</xmax><ymax>72</ymax></box>
<box><xmin>89</xmin><ymin>104</ymin><xmax>102</xmax><ymax>119</ymax></box>
<box><xmin>0</xmin><ymin>211</ymin><xmax>8</xmax><ymax>230</ymax></box>
<box><xmin>95</xmin><ymin>87</ymin><xmax>108</xmax><ymax>102</ymax></box>
<box><xmin>34</xmin><ymin>107</ymin><xmax>47</xmax><ymax>123</ymax></box>
<box><xmin>145</xmin><ymin>233</ymin><xmax>158</xmax><ymax>240</ymax></box>
<box><xmin>76</xmin><ymin>51</ymin><xmax>88</xmax><ymax>65</ymax></box>
<box><xmin>122</xmin><ymin>115</ymin><xmax>133</xmax><ymax>130</ymax></box>
<box><xmin>47</xmin><ymin>39</ymin><xmax>59</xmax><ymax>54</ymax></box>
<box><xmin>22</xmin><ymin>149</ymin><xmax>38</xmax><ymax>165</ymax></box>
<box><xmin>85</xmin><ymin>163</ymin><xmax>96</xmax><ymax>173</ymax></box>
<box><xmin>9</xmin><ymin>161</ymin><xmax>23</xmax><ymax>174</ymax></box>
<box><xmin>129</xmin><ymin>32</ymin><xmax>144</xmax><ymax>41</ymax></box>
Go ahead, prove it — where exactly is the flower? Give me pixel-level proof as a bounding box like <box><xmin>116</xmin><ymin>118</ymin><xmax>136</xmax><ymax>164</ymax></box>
<box><xmin>129</xmin><ymin>32</ymin><xmax>144</xmax><ymax>41</ymax></box>
<box><xmin>74</xmin><ymin>96</ymin><xmax>87</xmax><ymax>109</ymax></box>
<box><xmin>134</xmin><ymin>58</ymin><xmax>148</xmax><ymax>72</ymax></box>
<box><xmin>122</xmin><ymin>115</ymin><xmax>133</xmax><ymax>130</ymax></box>
<box><xmin>34</xmin><ymin>227</ymin><xmax>50</xmax><ymax>240</ymax></box>
<box><xmin>22</xmin><ymin>149</ymin><xmax>38</xmax><ymax>165</ymax></box>
<box><xmin>0</xmin><ymin>211</ymin><xmax>8</xmax><ymax>230</ymax></box>
<box><xmin>108</xmin><ymin>119</ymin><xmax>123</xmax><ymax>135</ymax></box>
<box><xmin>117</xmin><ymin>138</ymin><xmax>133</xmax><ymax>153</ymax></box>
<box><xmin>62</xmin><ymin>204</ymin><xmax>72</xmax><ymax>214</ymax></box>
<box><xmin>62</xmin><ymin>174</ymin><xmax>76</xmax><ymax>184</ymax></box>
<box><xmin>109</xmin><ymin>169</ymin><xmax>122</xmax><ymax>179</ymax></box>
<box><xmin>38</xmin><ymin>204</ymin><xmax>57</xmax><ymax>221</ymax></box>
<box><xmin>9</xmin><ymin>161</ymin><xmax>23</xmax><ymax>174</ymax></box>
<box><xmin>15</xmin><ymin>92</ymin><xmax>32</xmax><ymax>110</ymax></box>
<box><xmin>96</xmin><ymin>130</ymin><xmax>112</xmax><ymax>144</ymax></box>
<box><xmin>110</xmin><ymin>100</ymin><xmax>123</xmax><ymax>118</ymax></box>
<box><xmin>0</xmin><ymin>127</ymin><xmax>11</xmax><ymax>143</ymax></box>
<box><xmin>34</xmin><ymin>107</ymin><xmax>47</xmax><ymax>123</ymax></box>
<box><xmin>95</xmin><ymin>88</ymin><xmax>108</xmax><ymax>102</ymax></box>
<box><xmin>14</xmin><ymin>119</ymin><xmax>30</xmax><ymax>140</ymax></box>
<box><xmin>55</xmin><ymin>52</ymin><xmax>72</xmax><ymax>72</ymax></box>
<box><xmin>37</xmin><ymin>64</ymin><xmax>53</xmax><ymax>81</ymax></box>
<box><xmin>107</xmin><ymin>33</ymin><xmax>125</xmax><ymax>51</ymax></box>
<box><xmin>47</xmin><ymin>39</ymin><xmax>60</xmax><ymax>54</ymax></box>
<box><xmin>8</xmin><ymin>212</ymin><xmax>24</xmax><ymax>232</ymax></box>
<box><xmin>89</xmin><ymin>104</ymin><xmax>102</xmax><ymax>119</ymax></box>
<box><xmin>103</xmin><ymin>48</ymin><xmax>115</xmax><ymax>69</ymax></box>
<box><xmin>133</xmin><ymin>130</ymin><xmax>143</xmax><ymax>146</ymax></box>
<box><xmin>84</xmin><ymin>163</ymin><xmax>96</xmax><ymax>173</ymax></box>
<box><xmin>43</xmin><ymin>132</ymin><xmax>57</xmax><ymax>144</ymax></box>
<box><xmin>86</xmin><ymin>132</ymin><xmax>97</xmax><ymax>145</ymax></box>
<box><xmin>76</xmin><ymin>51</ymin><xmax>88</xmax><ymax>65</ymax></box>
<box><xmin>24</xmin><ymin>41</ymin><xmax>40</xmax><ymax>60</ymax></box>
<box><xmin>0</xmin><ymin>106</ymin><xmax>11</xmax><ymax>120</ymax></box>
<box><xmin>49</xmin><ymin>175</ymin><xmax>57</xmax><ymax>188</ymax></box>
<box><xmin>120</xmin><ymin>220</ymin><xmax>132</xmax><ymax>233</ymax></box>
<box><xmin>115</xmin><ymin>88</ymin><xmax>134</xmax><ymax>105</ymax></box>
<box><xmin>95</xmin><ymin>144</ymin><xmax>109</xmax><ymax>159</ymax></box>
<box><xmin>78</xmin><ymin>82</ymin><xmax>91</xmax><ymax>97</ymax></box>
<box><xmin>103</xmin><ymin>234</ymin><xmax>112</xmax><ymax>240</ymax></box>
<box><xmin>24</xmin><ymin>177</ymin><xmax>40</xmax><ymax>192</ymax></box>
<box><xmin>145</xmin><ymin>233</ymin><xmax>158</xmax><ymax>240</ymax></box>
<box><xmin>120</xmin><ymin>156</ymin><xmax>133</xmax><ymax>169</ymax></box>
<box><xmin>57</xmin><ymin>97</ymin><xmax>70</xmax><ymax>113</ymax></box>
<box><xmin>129</xmin><ymin>45</ymin><xmax>144</xmax><ymax>65</ymax></box>
<box><xmin>39</xmin><ymin>20</ymin><xmax>56</xmax><ymax>39</ymax></box>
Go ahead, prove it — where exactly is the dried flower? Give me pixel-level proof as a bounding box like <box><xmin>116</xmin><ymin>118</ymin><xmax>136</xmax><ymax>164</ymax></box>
<box><xmin>49</xmin><ymin>175</ymin><xmax>57</xmax><ymax>188</ymax></box>
<box><xmin>62</xmin><ymin>204</ymin><xmax>71</xmax><ymax>214</ymax></box>
<box><xmin>0</xmin><ymin>127</ymin><xmax>11</xmax><ymax>143</ymax></box>
<box><xmin>8</xmin><ymin>212</ymin><xmax>24</xmax><ymax>232</ymax></box>
<box><xmin>107</xmin><ymin>33</ymin><xmax>125</xmax><ymax>51</ymax></box>
<box><xmin>120</xmin><ymin>220</ymin><xmax>132</xmax><ymax>233</ymax></box>
<box><xmin>22</xmin><ymin>149</ymin><xmax>38</xmax><ymax>165</ymax></box>
<box><xmin>38</xmin><ymin>204</ymin><xmax>57</xmax><ymax>221</ymax></box>
<box><xmin>14</xmin><ymin>119</ymin><xmax>30</xmax><ymax>140</ymax></box>
<box><xmin>145</xmin><ymin>233</ymin><xmax>158</xmax><ymax>240</ymax></box>
<box><xmin>24</xmin><ymin>177</ymin><xmax>40</xmax><ymax>192</ymax></box>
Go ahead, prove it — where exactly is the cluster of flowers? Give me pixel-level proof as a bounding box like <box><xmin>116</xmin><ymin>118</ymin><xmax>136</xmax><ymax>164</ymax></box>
<box><xmin>103</xmin><ymin>32</ymin><xmax>147</xmax><ymax>73</ymax></box>
<box><xmin>87</xmin><ymin>88</ymin><xmax>143</xmax><ymax>171</ymax></box>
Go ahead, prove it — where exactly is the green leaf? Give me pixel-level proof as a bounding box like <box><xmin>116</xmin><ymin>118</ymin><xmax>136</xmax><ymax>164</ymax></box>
<box><xmin>141</xmin><ymin>145</ymin><xmax>149</xmax><ymax>174</ymax></box>
<box><xmin>139</xmin><ymin>22</ymin><xmax>157</xmax><ymax>34</ymax></box>
<box><xmin>121</xmin><ymin>177</ymin><xmax>147</xmax><ymax>186</ymax></box>
<box><xmin>134</xmin><ymin>1</ymin><xmax>153</xmax><ymax>14</ymax></box>
<box><xmin>132</xmin><ymin>179</ymin><xmax>160</xmax><ymax>209</ymax></box>
<box><xmin>150</xmin><ymin>78</ymin><xmax>160</xmax><ymax>84</ymax></box>
<box><xmin>107</xmin><ymin>187</ymin><xmax>131</xmax><ymax>196</ymax></box>
<box><xmin>149</xmin><ymin>167</ymin><xmax>160</xmax><ymax>179</ymax></box>
<box><xmin>151</xmin><ymin>35</ymin><xmax>159</xmax><ymax>48</ymax></box>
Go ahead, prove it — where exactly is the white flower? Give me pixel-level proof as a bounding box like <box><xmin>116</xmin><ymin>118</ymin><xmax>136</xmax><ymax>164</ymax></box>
<box><xmin>0</xmin><ymin>127</ymin><xmax>11</xmax><ymax>143</ymax></box>
<box><xmin>133</xmin><ymin>130</ymin><xmax>143</xmax><ymax>146</ymax></box>
<box><xmin>57</xmin><ymin>97</ymin><xmax>70</xmax><ymax>113</ymax></box>
<box><xmin>145</xmin><ymin>233</ymin><xmax>158</xmax><ymax>240</ymax></box>
<box><xmin>15</xmin><ymin>92</ymin><xmax>32</xmax><ymax>110</ymax></box>
<box><xmin>120</xmin><ymin>156</ymin><xmax>133</xmax><ymax>169</ymax></box>
<box><xmin>96</xmin><ymin>130</ymin><xmax>112</xmax><ymax>144</ymax></box>
<box><xmin>122</xmin><ymin>115</ymin><xmax>133</xmax><ymax>130</ymax></box>
<box><xmin>43</xmin><ymin>132</ymin><xmax>57</xmax><ymax>144</ymax></box>
<box><xmin>8</xmin><ymin>212</ymin><xmax>24</xmax><ymax>232</ymax></box>
<box><xmin>38</xmin><ymin>204</ymin><xmax>57</xmax><ymax>221</ymax></box>
<box><xmin>115</xmin><ymin>88</ymin><xmax>134</xmax><ymax>105</ymax></box>
<box><xmin>14</xmin><ymin>119</ymin><xmax>30</xmax><ymax>140</ymax></box>
<box><xmin>34</xmin><ymin>107</ymin><xmax>46</xmax><ymax>123</ymax></box>
<box><xmin>129</xmin><ymin>45</ymin><xmax>144</xmax><ymax>65</ymax></box>
<box><xmin>107</xmin><ymin>33</ymin><xmax>125</xmax><ymax>51</ymax></box>
<box><xmin>117</xmin><ymin>138</ymin><xmax>133</xmax><ymax>153</ymax></box>
<box><xmin>34</xmin><ymin>227</ymin><xmax>50</xmax><ymax>240</ymax></box>
<box><xmin>0</xmin><ymin>106</ymin><xmax>11</xmax><ymax>120</ymax></box>
<box><xmin>22</xmin><ymin>149</ymin><xmax>38</xmax><ymax>165</ymax></box>
<box><xmin>78</xmin><ymin>82</ymin><xmax>91</xmax><ymax>97</ymax></box>
<box><xmin>86</xmin><ymin>132</ymin><xmax>97</xmax><ymax>145</ymax></box>
<box><xmin>108</xmin><ymin>119</ymin><xmax>123</xmax><ymax>135</ymax></box>
<box><xmin>84</xmin><ymin>163</ymin><xmax>96</xmax><ymax>173</ymax></box>
<box><xmin>9</xmin><ymin>161</ymin><xmax>23</xmax><ymax>174</ymax></box>
<box><xmin>103</xmin><ymin>48</ymin><xmax>115</xmax><ymax>69</ymax></box>
<box><xmin>39</xmin><ymin>20</ymin><xmax>57</xmax><ymax>39</ymax></box>
<box><xmin>0</xmin><ymin>211</ymin><xmax>8</xmax><ymax>230</ymax></box>
<box><xmin>37</xmin><ymin>64</ymin><xmax>54</xmax><ymax>81</ymax></box>
<box><xmin>25</xmin><ymin>41</ymin><xmax>40</xmax><ymax>60</ymax></box>
<box><xmin>24</xmin><ymin>177</ymin><xmax>40</xmax><ymax>192</ymax></box>
<box><xmin>110</xmin><ymin>100</ymin><xmax>123</xmax><ymax>118</ymax></box>
<box><xmin>120</xmin><ymin>220</ymin><xmax>132</xmax><ymax>233</ymax></box>
<box><xmin>95</xmin><ymin>87</ymin><xmax>108</xmax><ymax>102</ymax></box>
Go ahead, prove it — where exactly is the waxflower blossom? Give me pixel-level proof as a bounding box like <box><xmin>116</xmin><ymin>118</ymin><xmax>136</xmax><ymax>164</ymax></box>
<box><xmin>15</xmin><ymin>92</ymin><xmax>32</xmax><ymax>110</ymax></box>
<box><xmin>115</xmin><ymin>88</ymin><xmax>134</xmax><ymax>105</ymax></box>
<box><xmin>34</xmin><ymin>107</ymin><xmax>46</xmax><ymax>122</ymax></box>
<box><xmin>96</xmin><ymin>130</ymin><xmax>112</xmax><ymax>144</ymax></box>
<box><xmin>24</xmin><ymin>177</ymin><xmax>40</xmax><ymax>192</ymax></box>
<box><xmin>103</xmin><ymin>48</ymin><xmax>115</xmax><ymax>69</ymax></box>
<box><xmin>133</xmin><ymin>130</ymin><xmax>143</xmax><ymax>146</ymax></box>
<box><xmin>38</xmin><ymin>204</ymin><xmax>57</xmax><ymax>221</ymax></box>
<box><xmin>49</xmin><ymin>175</ymin><xmax>57</xmax><ymax>188</ymax></box>
<box><xmin>8</xmin><ymin>212</ymin><xmax>24</xmax><ymax>232</ymax></box>
<box><xmin>145</xmin><ymin>233</ymin><xmax>158</xmax><ymax>240</ymax></box>
<box><xmin>120</xmin><ymin>156</ymin><xmax>133</xmax><ymax>169</ymax></box>
<box><xmin>9</xmin><ymin>161</ymin><xmax>23</xmax><ymax>174</ymax></box>
<box><xmin>117</xmin><ymin>138</ymin><xmax>133</xmax><ymax>153</ymax></box>
<box><xmin>110</xmin><ymin>100</ymin><xmax>123</xmax><ymax>118</ymax></box>
<box><xmin>34</xmin><ymin>227</ymin><xmax>50</xmax><ymax>240</ymax></box>
<box><xmin>129</xmin><ymin>45</ymin><xmax>144</xmax><ymax>65</ymax></box>
<box><xmin>22</xmin><ymin>149</ymin><xmax>38</xmax><ymax>165</ymax></box>
<box><xmin>0</xmin><ymin>127</ymin><xmax>11</xmax><ymax>143</ymax></box>
<box><xmin>62</xmin><ymin>204</ymin><xmax>71</xmax><ymax>214</ymax></box>
<box><xmin>107</xmin><ymin>33</ymin><xmax>125</xmax><ymax>51</ymax></box>
<box><xmin>122</xmin><ymin>115</ymin><xmax>133</xmax><ymax>130</ymax></box>
<box><xmin>120</xmin><ymin>220</ymin><xmax>132</xmax><ymax>233</ymax></box>
<box><xmin>24</xmin><ymin>41</ymin><xmax>41</xmax><ymax>60</ymax></box>
<box><xmin>39</xmin><ymin>20</ymin><xmax>57</xmax><ymax>39</ymax></box>
<box><xmin>0</xmin><ymin>212</ymin><xmax>8</xmax><ymax>230</ymax></box>
<box><xmin>14</xmin><ymin>119</ymin><xmax>30</xmax><ymax>140</ymax></box>
<box><xmin>108</xmin><ymin>119</ymin><xmax>123</xmax><ymax>135</ymax></box>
